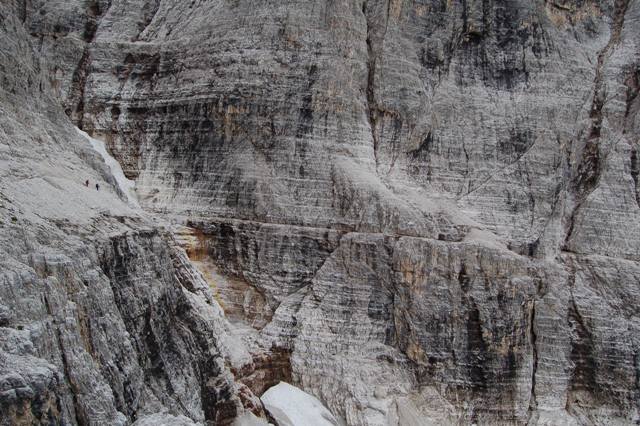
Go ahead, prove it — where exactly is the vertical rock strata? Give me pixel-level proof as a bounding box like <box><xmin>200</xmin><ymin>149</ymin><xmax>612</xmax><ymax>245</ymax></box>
<box><xmin>1</xmin><ymin>0</ymin><xmax>640</xmax><ymax>424</ymax></box>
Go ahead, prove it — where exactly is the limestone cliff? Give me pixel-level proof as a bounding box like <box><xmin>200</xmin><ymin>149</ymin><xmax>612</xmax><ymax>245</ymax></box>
<box><xmin>0</xmin><ymin>4</ymin><xmax>261</xmax><ymax>424</ymax></box>
<box><xmin>2</xmin><ymin>0</ymin><xmax>640</xmax><ymax>424</ymax></box>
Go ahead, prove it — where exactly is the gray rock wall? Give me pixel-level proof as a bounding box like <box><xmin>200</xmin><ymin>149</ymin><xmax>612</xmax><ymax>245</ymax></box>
<box><xmin>0</xmin><ymin>4</ymin><xmax>258</xmax><ymax>424</ymax></box>
<box><xmin>2</xmin><ymin>0</ymin><xmax>640</xmax><ymax>424</ymax></box>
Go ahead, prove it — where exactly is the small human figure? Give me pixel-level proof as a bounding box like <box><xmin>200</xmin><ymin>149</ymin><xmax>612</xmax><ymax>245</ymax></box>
<box><xmin>96</xmin><ymin>183</ymin><xmax>100</xmax><ymax>191</ymax></box>
<box><xmin>85</xmin><ymin>179</ymin><xmax>89</xmax><ymax>187</ymax></box>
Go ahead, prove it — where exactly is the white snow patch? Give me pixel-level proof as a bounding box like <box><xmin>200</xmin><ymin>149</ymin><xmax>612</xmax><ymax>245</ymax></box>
<box><xmin>76</xmin><ymin>127</ymin><xmax>139</xmax><ymax>207</ymax></box>
<box><xmin>261</xmin><ymin>382</ymin><xmax>338</xmax><ymax>426</ymax></box>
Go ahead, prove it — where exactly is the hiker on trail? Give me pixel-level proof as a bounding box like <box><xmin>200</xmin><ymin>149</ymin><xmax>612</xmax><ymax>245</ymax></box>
<box><xmin>85</xmin><ymin>179</ymin><xmax>89</xmax><ymax>187</ymax></box>
<box><xmin>96</xmin><ymin>183</ymin><xmax>100</xmax><ymax>191</ymax></box>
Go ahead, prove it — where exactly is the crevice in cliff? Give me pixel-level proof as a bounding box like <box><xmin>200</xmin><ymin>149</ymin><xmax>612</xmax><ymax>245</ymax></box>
<box><xmin>43</xmin><ymin>294</ymin><xmax>84</xmax><ymax>425</ymax></box>
<box><xmin>630</xmin><ymin>146</ymin><xmax>640</xmax><ymax>208</ymax></box>
<box><xmin>459</xmin><ymin>139</ymin><xmax>471</xmax><ymax>195</ymax></box>
<box><xmin>527</xmin><ymin>301</ymin><xmax>538</xmax><ymax>420</ymax></box>
<box><xmin>56</xmin><ymin>330</ymin><xmax>85</xmax><ymax>425</ymax></box>
<box><xmin>623</xmin><ymin>68</ymin><xmax>639</xmax><ymax>134</ymax></box>
<box><xmin>567</xmin><ymin>295</ymin><xmax>598</xmax><ymax>404</ymax></box>
<box><xmin>363</xmin><ymin>0</ymin><xmax>392</xmax><ymax>172</ymax></box>
<box><xmin>521</xmin><ymin>162</ymin><xmax>537</xmax><ymax>228</ymax></box>
<box><xmin>562</xmin><ymin>0</ymin><xmax>630</xmax><ymax>250</ymax></box>
<box><xmin>364</xmin><ymin>3</ymin><xmax>379</xmax><ymax>170</ymax></box>
<box><xmin>563</xmin><ymin>257</ymin><xmax>600</xmax><ymax>413</ymax></box>
<box><xmin>66</xmin><ymin>49</ymin><xmax>90</xmax><ymax>127</ymax></box>
<box><xmin>465</xmin><ymin>300</ymin><xmax>488</xmax><ymax>391</ymax></box>
<box><xmin>20</xmin><ymin>0</ymin><xmax>29</xmax><ymax>23</ymax></box>
<box><xmin>65</xmin><ymin>0</ymin><xmax>109</xmax><ymax>128</ymax></box>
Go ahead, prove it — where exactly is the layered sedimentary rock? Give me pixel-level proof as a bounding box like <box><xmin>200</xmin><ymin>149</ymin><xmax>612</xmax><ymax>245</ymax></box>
<box><xmin>0</xmin><ymin>4</ymin><xmax>265</xmax><ymax>424</ymax></box>
<box><xmin>3</xmin><ymin>0</ymin><xmax>640</xmax><ymax>424</ymax></box>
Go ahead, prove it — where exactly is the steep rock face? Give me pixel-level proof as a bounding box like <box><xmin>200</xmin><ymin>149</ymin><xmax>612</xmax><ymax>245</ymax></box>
<box><xmin>0</xmin><ymin>226</ymin><xmax>244</xmax><ymax>425</ymax></box>
<box><xmin>5</xmin><ymin>0</ymin><xmax>640</xmax><ymax>425</ymax></box>
<box><xmin>0</xmin><ymin>4</ymin><xmax>263</xmax><ymax>425</ymax></box>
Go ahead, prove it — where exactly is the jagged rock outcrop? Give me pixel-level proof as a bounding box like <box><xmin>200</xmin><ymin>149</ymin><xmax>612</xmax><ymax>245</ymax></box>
<box><xmin>2</xmin><ymin>0</ymin><xmax>640</xmax><ymax>424</ymax></box>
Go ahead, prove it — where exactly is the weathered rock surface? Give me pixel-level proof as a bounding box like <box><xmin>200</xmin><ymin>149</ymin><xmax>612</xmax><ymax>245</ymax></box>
<box><xmin>0</xmin><ymin>3</ymin><xmax>266</xmax><ymax>425</ymax></box>
<box><xmin>2</xmin><ymin>0</ymin><xmax>640</xmax><ymax>424</ymax></box>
